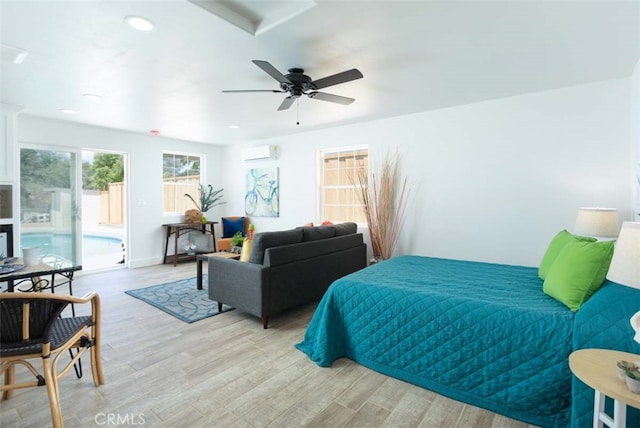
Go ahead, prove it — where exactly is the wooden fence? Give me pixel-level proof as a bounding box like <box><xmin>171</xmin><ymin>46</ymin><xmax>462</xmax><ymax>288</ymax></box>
<box><xmin>100</xmin><ymin>182</ymin><xmax>124</xmax><ymax>225</ymax></box>
<box><xmin>100</xmin><ymin>178</ymin><xmax>200</xmax><ymax>225</ymax></box>
<box><xmin>163</xmin><ymin>179</ymin><xmax>200</xmax><ymax>213</ymax></box>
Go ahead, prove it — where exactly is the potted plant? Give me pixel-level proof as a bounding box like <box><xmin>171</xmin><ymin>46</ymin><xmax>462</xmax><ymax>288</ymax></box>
<box><xmin>617</xmin><ymin>360</ymin><xmax>640</xmax><ymax>393</ymax></box>
<box><xmin>626</xmin><ymin>369</ymin><xmax>640</xmax><ymax>394</ymax></box>
<box><xmin>353</xmin><ymin>149</ymin><xmax>409</xmax><ymax>263</ymax></box>
<box><xmin>184</xmin><ymin>185</ymin><xmax>225</xmax><ymax>223</ymax></box>
<box><xmin>248</xmin><ymin>223</ymin><xmax>255</xmax><ymax>239</ymax></box>
<box><xmin>617</xmin><ymin>360</ymin><xmax>638</xmax><ymax>381</ymax></box>
<box><xmin>230</xmin><ymin>231</ymin><xmax>244</xmax><ymax>253</ymax></box>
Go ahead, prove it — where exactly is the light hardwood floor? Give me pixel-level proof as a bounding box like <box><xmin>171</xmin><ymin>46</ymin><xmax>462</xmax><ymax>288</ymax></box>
<box><xmin>0</xmin><ymin>262</ymin><xmax>537</xmax><ymax>428</ymax></box>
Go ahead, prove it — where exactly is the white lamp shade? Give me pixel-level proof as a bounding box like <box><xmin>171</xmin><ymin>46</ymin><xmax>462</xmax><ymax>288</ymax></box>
<box><xmin>574</xmin><ymin>207</ymin><xmax>619</xmax><ymax>238</ymax></box>
<box><xmin>606</xmin><ymin>221</ymin><xmax>640</xmax><ymax>288</ymax></box>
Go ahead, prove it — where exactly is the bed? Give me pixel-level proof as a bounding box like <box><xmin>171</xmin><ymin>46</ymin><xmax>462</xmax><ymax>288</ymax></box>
<box><xmin>295</xmin><ymin>255</ymin><xmax>640</xmax><ymax>427</ymax></box>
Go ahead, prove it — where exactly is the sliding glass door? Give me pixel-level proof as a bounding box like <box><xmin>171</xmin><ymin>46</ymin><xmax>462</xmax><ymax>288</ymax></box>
<box><xmin>20</xmin><ymin>147</ymin><xmax>80</xmax><ymax>264</ymax></box>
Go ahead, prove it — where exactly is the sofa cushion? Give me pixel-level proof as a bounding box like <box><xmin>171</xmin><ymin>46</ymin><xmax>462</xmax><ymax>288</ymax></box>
<box><xmin>222</xmin><ymin>217</ymin><xmax>245</xmax><ymax>238</ymax></box>
<box><xmin>333</xmin><ymin>222</ymin><xmax>357</xmax><ymax>236</ymax></box>
<box><xmin>299</xmin><ymin>226</ymin><xmax>336</xmax><ymax>242</ymax></box>
<box><xmin>264</xmin><ymin>233</ymin><xmax>364</xmax><ymax>267</ymax></box>
<box><xmin>248</xmin><ymin>228</ymin><xmax>303</xmax><ymax>264</ymax></box>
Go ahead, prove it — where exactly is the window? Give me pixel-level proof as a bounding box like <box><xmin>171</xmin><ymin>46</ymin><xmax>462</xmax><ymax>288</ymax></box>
<box><xmin>163</xmin><ymin>153</ymin><xmax>201</xmax><ymax>214</ymax></box>
<box><xmin>319</xmin><ymin>146</ymin><xmax>368</xmax><ymax>223</ymax></box>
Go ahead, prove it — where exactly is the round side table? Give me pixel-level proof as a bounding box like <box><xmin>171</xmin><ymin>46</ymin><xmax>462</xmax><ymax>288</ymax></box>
<box><xmin>569</xmin><ymin>348</ymin><xmax>640</xmax><ymax>428</ymax></box>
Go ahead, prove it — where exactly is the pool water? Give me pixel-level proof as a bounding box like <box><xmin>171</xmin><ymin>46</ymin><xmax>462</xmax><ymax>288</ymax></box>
<box><xmin>21</xmin><ymin>233</ymin><xmax>122</xmax><ymax>263</ymax></box>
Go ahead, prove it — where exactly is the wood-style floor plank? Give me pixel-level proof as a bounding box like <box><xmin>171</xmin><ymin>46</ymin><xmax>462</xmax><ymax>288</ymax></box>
<box><xmin>0</xmin><ymin>262</ymin><xmax>538</xmax><ymax>427</ymax></box>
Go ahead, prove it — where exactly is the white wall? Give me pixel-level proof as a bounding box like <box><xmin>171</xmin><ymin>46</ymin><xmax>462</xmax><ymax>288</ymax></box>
<box><xmin>13</xmin><ymin>76</ymin><xmax>634</xmax><ymax>269</ymax></box>
<box><xmin>16</xmin><ymin>117</ymin><xmax>223</xmax><ymax>268</ymax></box>
<box><xmin>631</xmin><ymin>59</ymin><xmax>640</xmax><ymax>219</ymax></box>
<box><xmin>221</xmin><ymin>77</ymin><xmax>633</xmax><ymax>267</ymax></box>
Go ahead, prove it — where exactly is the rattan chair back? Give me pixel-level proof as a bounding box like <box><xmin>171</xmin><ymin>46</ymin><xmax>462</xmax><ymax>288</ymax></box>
<box><xmin>0</xmin><ymin>292</ymin><xmax>104</xmax><ymax>428</ymax></box>
<box><xmin>0</xmin><ymin>297</ymin><xmax>68</xmax><ymax>352</ymax></box>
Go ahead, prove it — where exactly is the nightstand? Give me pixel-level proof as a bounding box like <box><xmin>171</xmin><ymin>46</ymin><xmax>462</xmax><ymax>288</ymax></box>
<box><xmin>569</xmin><ymin>348</ymin><xmax>640</xmax><ymax>428</ymax></box>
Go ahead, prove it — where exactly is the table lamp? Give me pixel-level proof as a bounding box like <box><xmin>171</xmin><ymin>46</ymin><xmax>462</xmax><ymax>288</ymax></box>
<box><xmin>605</xmin><ymin>222</ymin><xmax>640</xmax><ymax>344</ymax></box>
<box><xmin>574</xmin><ymin>207</ymin><xmax>620</xmax><ymax>239</ymax></box>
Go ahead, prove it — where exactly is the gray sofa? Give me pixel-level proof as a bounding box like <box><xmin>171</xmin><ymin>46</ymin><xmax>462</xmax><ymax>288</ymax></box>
<box><xmin>208</xmin><ymin>222</ymin><xmax>367</xmax><ymax>328</ymax></box>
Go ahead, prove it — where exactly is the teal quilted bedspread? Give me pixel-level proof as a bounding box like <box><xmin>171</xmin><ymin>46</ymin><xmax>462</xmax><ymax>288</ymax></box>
<box><xmin>295</xmin><ymin>256</ymin><xmax>640</xmax><ymax>427</ymax></box>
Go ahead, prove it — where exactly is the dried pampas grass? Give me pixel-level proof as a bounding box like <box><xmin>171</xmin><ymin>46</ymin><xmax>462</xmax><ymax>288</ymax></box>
<box><xmin>355</xmin><ymin>149</ymin><xmax>408</xmax><ymax>260</ymax></box>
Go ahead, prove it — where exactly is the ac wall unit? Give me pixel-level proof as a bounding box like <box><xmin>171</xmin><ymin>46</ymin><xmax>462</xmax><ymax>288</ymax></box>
<box><xmin>242</xmin><ymin>145</ymin><xmax>277</xmax><ymax>161</ymax></box>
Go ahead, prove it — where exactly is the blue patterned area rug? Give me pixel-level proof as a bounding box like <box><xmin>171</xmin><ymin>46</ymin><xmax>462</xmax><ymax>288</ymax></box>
<box><xmin>125</xmin><ymin>275</ymin><xmax>234</xmax><ymax>323</ymax></box>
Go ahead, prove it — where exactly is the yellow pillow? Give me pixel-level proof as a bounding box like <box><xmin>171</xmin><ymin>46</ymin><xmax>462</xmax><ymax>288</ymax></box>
<box><xmin>240</xmin><ymin>238</ymin><xmax>252</xmax><ymax>262</ymax></box>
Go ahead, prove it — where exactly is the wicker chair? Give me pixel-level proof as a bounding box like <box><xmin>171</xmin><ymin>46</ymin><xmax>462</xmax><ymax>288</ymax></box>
<box><xmin>0</xmin><ymin>292</ymin><xmax>104</xmax><ymax>428</ymax></box>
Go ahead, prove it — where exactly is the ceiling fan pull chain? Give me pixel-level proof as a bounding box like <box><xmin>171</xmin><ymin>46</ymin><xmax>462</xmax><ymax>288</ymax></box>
<box><xmin>296</xmin><ymin>99</ymin><xmax>300</xmax><ymax>125</ymax></box>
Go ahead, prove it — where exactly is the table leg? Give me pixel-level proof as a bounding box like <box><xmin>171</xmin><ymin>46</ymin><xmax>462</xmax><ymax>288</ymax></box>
<box><xmin>593</xmin><ymin>390</ymin><xmax>627</xmax><ymax>428</ymax></box>
<box><xmin>32</xmin><ymin>275</ymin><xmax>45</xmax><ymax>292</ymax></box>
<box><xmin>197</xmin><ymin>258</ymin><xmax>204</xmax><ymax>290</ymax></box>
<box><xmin>163</xmin><ymin>226</ymin><xmax>171</xmax><ymax>264</ymax></box>
<box><xmin>173</xmin><ymin>226</ymin><xmax>180</xmax><ymax>267</ymax></box>
<box><xmin>594</xmin><ymin>389</ymin><xmax>605</xmax><ymax>428</ymax></box>
<box><xmin>210</xmin><ymin>223</ymin><xmax>217</xmax><ymax>252</ymax></box>
<box><xmin>613</xmin><ymin>399</ymin><xmax>626</xmax><ymax>428</ymax></box>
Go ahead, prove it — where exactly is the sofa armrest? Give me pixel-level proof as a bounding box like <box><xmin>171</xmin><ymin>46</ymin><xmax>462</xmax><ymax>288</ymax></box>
<box><xmin>207</xmin><ymin>256</ymin><xmax>269</xmax><ymax>318</ymax></box>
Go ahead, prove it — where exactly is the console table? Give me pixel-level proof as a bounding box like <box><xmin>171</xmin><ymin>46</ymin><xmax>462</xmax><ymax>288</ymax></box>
<box><xmin>162</xmin><ymin>221</ymin><xmax>218</xmax><ymax>266</ymax></box>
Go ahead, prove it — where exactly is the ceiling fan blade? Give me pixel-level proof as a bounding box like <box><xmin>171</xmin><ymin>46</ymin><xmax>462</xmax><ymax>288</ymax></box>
<box><xmin>311</xmin><ymin>68</ymin><xmax>363</xmax><ymax>90</ymax></box>
<box><xmin>222</xmin><ymin>89</ymin><xmax>284</xmax><ymax>93</ymax></box>
<box><xmin>308</xmin><ymin>91</ymin><xmax>355</xmax><ymax>105</ymax></box>
<box><xmin>278</xmin><ymin>96</ymin><xmax>296</xmax><ymax>111</ymax></box>
<box><xmin>252</xmin><ymin>60</ymin><xmax>292</xmax><ymax>85</ymax></box>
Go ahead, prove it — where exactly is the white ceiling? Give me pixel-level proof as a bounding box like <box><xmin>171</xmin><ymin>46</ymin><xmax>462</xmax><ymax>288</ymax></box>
<box><xmin>1</xmin><ymin>1</ymin><xmax>639</xmax><ymax>145</ymax></box>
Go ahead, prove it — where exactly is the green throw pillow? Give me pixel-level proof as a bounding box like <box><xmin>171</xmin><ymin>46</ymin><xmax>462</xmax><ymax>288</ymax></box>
<box><xmin>542</xmin><ymin>239</ymin><xmax>614</xmax><ymax>311</ymax></box>
<box><xmin>538</xmin><ymin>230</ymin><xmax>597</xmax><ymax>279</ymax></box>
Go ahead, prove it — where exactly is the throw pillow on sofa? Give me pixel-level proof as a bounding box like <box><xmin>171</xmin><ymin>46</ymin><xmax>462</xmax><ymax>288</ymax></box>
<box><xmin>240</xmin><ymin>238</ymin><xmax>252</xmax><ymax>262</ymax></box>
<box><xmin>222</xmin><ymin>217</ymin><xmax>245</xmax><ymax>238</ymax></box>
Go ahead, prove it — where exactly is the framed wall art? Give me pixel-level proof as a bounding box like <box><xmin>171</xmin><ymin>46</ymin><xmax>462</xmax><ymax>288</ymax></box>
<box><xmin>245</xmin><ymin>167</ymin><xmax>279</xmax><ymax>217</ymax></box>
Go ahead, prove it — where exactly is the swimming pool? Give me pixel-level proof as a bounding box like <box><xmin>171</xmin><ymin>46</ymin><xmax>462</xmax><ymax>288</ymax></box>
<box><xmin>21</xmin><ymin>233</ymin><xmax>122</xmax><ymax>262</ymax></box>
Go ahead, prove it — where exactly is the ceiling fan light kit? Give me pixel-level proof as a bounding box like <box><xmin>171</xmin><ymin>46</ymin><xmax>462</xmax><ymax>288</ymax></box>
<box><xmin>223</xmin><ymin>60</ymin><xmax>363</xmax><ymax>112</ymax></box>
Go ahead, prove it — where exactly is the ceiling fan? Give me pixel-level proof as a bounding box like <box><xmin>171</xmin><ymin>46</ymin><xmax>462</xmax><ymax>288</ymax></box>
<box><xmin>223</xmin><ymin>60</ymin><xmax>363</xmax><ymax>111</ymax></box>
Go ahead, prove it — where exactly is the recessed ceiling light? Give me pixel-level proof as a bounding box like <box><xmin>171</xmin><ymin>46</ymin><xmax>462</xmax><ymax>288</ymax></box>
<box><xmin>228</xmin><ymin>125</ymin><xmax>240</xmax><ymax>129</ymax></box>
<box><xmin>124</xmin><ymin>15</ymin><xmax>155</xmax><ymax>32</ymax></box>
<box><xmin>59</xmin><ymin>109</ymin><xmax>77</xmax><ymax>115</ymax></box>
<box><xmin>82</xmin><ymin>93</ymin><xmax>103</xmax><ymax>101</ymax></box>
